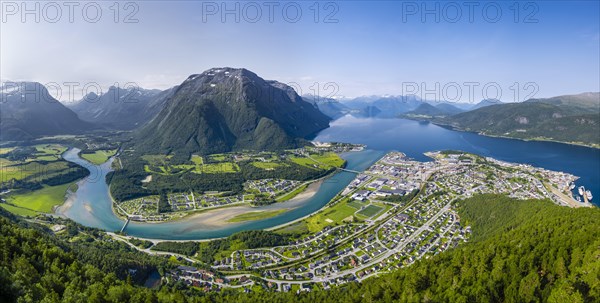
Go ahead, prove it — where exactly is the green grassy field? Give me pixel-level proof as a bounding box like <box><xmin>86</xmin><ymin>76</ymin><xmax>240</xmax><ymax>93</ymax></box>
<box><xmin>195</xmin><ymin>163</ymin><xmax>239</xmax><ymax>173</ymax></box>
<box><xmin>0</xmin><ymin>165</ymin><xmax>33</xmax><ymax>183</ymax></box>
<box><xmin>0</xmin><ymin>203</ymin><xmax>38</xmax><ymax>216</ymax></box>
<box><xmin>306</xmin><ymin>201</ymin><xmax>357</xmax><ymax>232</ymax></box>
<box><xmin>311</xmin><ymin>152</ymin><xmax>345</xmax><ymax>167</ymax></box>
<box><xmin>35</xmin><ymin>144</ymin><xmax>67</xmax><ymax>156</ymax></box>
<box><xmin>275</xmin><ymin>183</ymin><xmax>308</xmax><ymax>202</ymax></box>
<box><xmin>347</xmin><ymin>200</ymin><xmax>366</xmax><ymax>209</ymax></box>
<box><xmin>5</xmin><ymin>183</ymin><xmax>72</xmax><ymax>214</ymax></box>
<box><xmin>227</xmin><ymin>209</ymin><xmax>287</xmax><ymax>223</ymax></box>
<box><xmin>289</xmin><ymin>156</ymin><xmax>319</xmax><ymax>168</ymax></box>
<box><xmin>1</xmin><ymin>161</ymin><xmax>72</xmax><ymax>183</ymax></box>
<box><xmin>209</xmin><ymin>154</ymin><xmax>227</xmax><ymax>162</ymax></box>
<box><xmin>81</xmin><ymin>149</ymin><xmax>117</xmax><ymax>165</ymax></box>
<box><xmin>0</xmin><ymin>147</ymin><xmax>15</xmax><ymax>155</ymax></box>
<box><xmin>190</xmin><ymin>155</ymin><xmax>203</xmax><ymax>165</ymax></box>
<box><xmin>274</xmin><ymin>221</ymin><xmax>309</xmax><ymax>236</ymax></box>
<box><xmin>0</xmin><ymin>158</ymin><xmax>15</xmax><ymax>167</ymax></box>
<box><xmin>357</xmin><ymin>204</ymin><xmax>383</xmax><ymax>218</ymax></box>
<box><xmin>290</xmin><ymin>152</ymin><xmax>345</xmax><ymax>170</ymax></box>
<box><xmin>143</xmin><ymin>153</ymin><xmax>238</xmax><ymax>175</ymax></box>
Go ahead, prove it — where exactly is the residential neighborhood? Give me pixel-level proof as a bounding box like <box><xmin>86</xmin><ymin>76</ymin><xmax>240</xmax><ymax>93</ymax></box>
<box><xmin>159</xmin><ymin>150</ymin><xmax>583</xmax><ymax>292</ymax></box>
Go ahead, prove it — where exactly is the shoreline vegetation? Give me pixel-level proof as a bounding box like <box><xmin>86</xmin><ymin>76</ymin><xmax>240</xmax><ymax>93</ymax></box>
<box><xmin>100</xmin><ymin>144</ymin><xmax>354</xmax><ymax>225</ymax></box>
<box><xmin>405</xmin><ymin>117</ymin><xmax>600</xmax><ymax>150</ymax></box>
<box><xmin>121</xmin><ymin>179</ymin><xmax>325</xmax><ymax>231</ymax></box>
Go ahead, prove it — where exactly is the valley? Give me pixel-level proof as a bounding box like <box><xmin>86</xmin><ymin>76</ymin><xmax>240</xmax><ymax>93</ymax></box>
<box><xmin>110</xmin><ymin>143</ymin><xmax>358</xmax><ymax>224</ymax></box>
<box><xmin>105</xmin><ymin>149</ymin><xmax>590</xmax><ymax>292</ymax></box>
<box><xmin>2</xmin><ymin>1</ymin><xmax>599</xmax><ymax>301</ymax></box>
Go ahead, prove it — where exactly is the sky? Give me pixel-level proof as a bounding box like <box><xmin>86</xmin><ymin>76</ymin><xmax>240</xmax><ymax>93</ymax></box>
<box><xmin>1</xmin><ymin>1</ymin><xmax>599</xmax><ymax>103</ymax></box>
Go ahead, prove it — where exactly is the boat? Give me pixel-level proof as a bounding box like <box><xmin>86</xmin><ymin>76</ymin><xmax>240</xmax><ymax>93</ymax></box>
<box><xmin>586</xmin><ymin>190</ymin><xmax>593</xmax><ymax>201</ymax></box>
<box><xmin>578</xmin><ymin>186</ymin><xmax>585</xmax><ymax>196</ymax></box>
<box><xmin>576</xmin><ymin>196</ymin><xmax>582</xmax><ymax>202</ymax></box>
<box><xmin>569</xmin><ymin>183</ymin><xmax>575</xmax><ymax>190</ymax></box>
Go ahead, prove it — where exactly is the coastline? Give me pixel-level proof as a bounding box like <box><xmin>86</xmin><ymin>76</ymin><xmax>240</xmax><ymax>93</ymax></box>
<box><xmin>405</xmin><ymin>117</ymin><xmax>600</xmax><ymax>150</ymax></box>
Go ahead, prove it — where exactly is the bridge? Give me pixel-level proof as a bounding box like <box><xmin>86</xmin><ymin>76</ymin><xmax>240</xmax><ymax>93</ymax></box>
<box><xmin>337</xmin><ymin>167</ymin><xmax>362</xmax><ymax>174</ymax></box>
<box><xmin>120</xmin><ymin>218</ymin><xmax>131</xmax><ymax>233</ymax></box>
<box><xmin>114</xmin><ymin>202</ymin><xmax>132</xmax><ymax>233</ymax></box>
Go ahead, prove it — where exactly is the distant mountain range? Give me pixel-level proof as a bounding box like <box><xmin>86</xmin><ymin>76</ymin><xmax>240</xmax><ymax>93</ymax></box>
<box><xmin>69</xmin><ymin>85</ymin><xmax>176</xmax><ymax>130</ymax></box>
<box><xmin>415</xmin><ymin>93</ymin><xmax>600</xmax><ymax>147</ymax></box>
<box><xmin>404</xmin><ymin>103</ymin><xmax>466</xmax><ymax>117</ymax></box>
<box><xmin>0</xmin><ymin>82</ymin><xmax>94</xmax><ymax>141</ymax></box>
<box><xmin>134</xmin><ymin>68</ymin><xmax>330</xmax><ymax>157</ymax></box>
<box><xmin>302</xmin><ymin>95</ymin><xmax>352</xmax><ymax>119</ymax></box>
<box><xmin>305</xmin><ymin>95</ymin><xmax>497</xmax><ymax>119</ymax></box>
<box><xmin>470</xmin><ymin>98</ymin><xmax>503</xmax><ymax>110</ymax></box>
<box><xmin>2</xmin><ymin>77</ymin><xmax>598</xmax><ymax>149</ymax></box>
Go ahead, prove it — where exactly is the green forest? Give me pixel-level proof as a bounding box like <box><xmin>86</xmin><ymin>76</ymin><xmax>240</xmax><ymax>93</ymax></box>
<box><xmin>1</xmin><ymin>194</ymin><xmax>598</xmax><ymax>302</ymax></box>
<box><xmin>108</xmin><ymin>154</ymin><xmax>335</xmax><ymax>202</ymax></box>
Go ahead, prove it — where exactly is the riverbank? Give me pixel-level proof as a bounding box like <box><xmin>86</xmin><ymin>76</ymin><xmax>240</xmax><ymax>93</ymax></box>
<box><xmin>156</xmin><ymin>179</ymin><xmax>325</xmax><ymax>229</ymax></box>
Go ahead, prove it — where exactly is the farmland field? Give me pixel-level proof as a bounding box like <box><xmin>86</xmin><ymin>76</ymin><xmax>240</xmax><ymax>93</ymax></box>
<box><xmin>81</xmin><ymin>149</ymin><xmax>117</xmax><ymax>165</ymax></box>
<box><xmin>5</xmin><ymin>183</ymin><xmax>73</xmax><ymax>213</ymax></box>
<box><xmin>1</xmin><ymin>161</ymin><xmax>73</xmax><ymax>183</ymax></box>
<box><xmin>0</xmin><ymin>203</ymin><xmax>38</xmax><ymax>216</ymax></box>
<box><xmin>290</xmin><ymin>152</ymin><xmax>345</xmax><ymax>170</ymax></box>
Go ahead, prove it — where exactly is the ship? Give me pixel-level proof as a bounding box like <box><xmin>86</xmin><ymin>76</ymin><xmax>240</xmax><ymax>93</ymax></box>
<box><xmin>586</xmin><ymin>190</ymin><xmax>593</xmax><ymax>201</ymax></box>
<box><xmin>578</xmin><ymin>186</ymin><xmax>585</xmax><ymax>196</ymax></box>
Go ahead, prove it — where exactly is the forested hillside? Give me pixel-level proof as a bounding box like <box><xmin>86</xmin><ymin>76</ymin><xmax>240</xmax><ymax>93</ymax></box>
<box><xmin>423</xmin><ymin>93</ymin><xmax>600</xmax><ymax>147</ymax></box>
<box><xmin>1</xmin><ymin>195</ymin><xmax>598</xmax><ymax>302</ymax></box>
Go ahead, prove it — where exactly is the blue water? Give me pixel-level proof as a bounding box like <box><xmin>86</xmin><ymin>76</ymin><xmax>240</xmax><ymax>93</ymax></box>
<box><xmin>315</xmin><ymin>116</ymin><xmax>599</xmax><ymax>201</ymax></box>
<box><xmin>61</xmin><ymin>117</ymin><xmax>599</xmax><ymax>240</ymax></box>
<box><xmin>61</xmin><ymin>148</ymin><xmax>385</xmax><ymax>240</ymax></box>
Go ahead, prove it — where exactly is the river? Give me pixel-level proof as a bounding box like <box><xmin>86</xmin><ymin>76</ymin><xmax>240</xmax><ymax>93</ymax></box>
<box><xmin>59</xmin><ymin>116</ymin><xmax>599</xmax><ymax>240</ymax></box>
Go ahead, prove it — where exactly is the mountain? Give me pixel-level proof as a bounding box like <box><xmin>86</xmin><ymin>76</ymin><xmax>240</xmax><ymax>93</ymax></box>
<box><xmin>470</xmin><ymin>98</ymin><xmax>503</xmax><ymax>110</ymax></box>
<box><xmin>434</xmin><ymin>103</ymin><xmax>466</xmax><ymax>115</ymax></box>
<box><xmin>405</xmin><ymin>103</ymin><xmax>447</xmax><ymax>117</ymax></box>
<box><xmin>69</xmin><ymin>85</ymin><xmax>176</xmax><ymax>130</ymax></box>
<box><xmin>526</xmin><ymin>92</ymin><xmax>600</xmax><ymax>113</ymax></box>
<box><xmin>436</xmin><ymin>101</ymin><xmax>600</xmax><ymax>147</ymax></box>
<box><xmin>342</xmin><ymin>95</ymin><xmax>423</xmax><ymax>118</ymax></box>
<box><xmin>405</xmin><ymin>102</ymin><xmax>466</xmax><ymax>117</ymax></box>
<box><xmin>302</xmin><ymin>95</ymin><xmax>351</xmax><ymax>119</ymax></box>
<box><xmin>134</xmin><ymin>68</ymin><xmax>331</xmax><ymax>157</ymax></box>
<box><xmin>0</xmin><ymin>82</ymin><xmax>94</xmax><ymax>141</ymax></box>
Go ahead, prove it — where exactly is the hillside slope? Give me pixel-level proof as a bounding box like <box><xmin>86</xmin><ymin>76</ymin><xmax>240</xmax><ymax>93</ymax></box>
<box><xmin>1</xmin><ymin>194</ymin><xmax>597</xmax><ymax>302</ymax></box>
<box><xmin>134</xmin><ymin>68</ymin><xmax>330</xmax><ymax>157</ymax></box>
<box><xmin>70</xmin><ymin>85</ymin><xmax>176</xmax><ymax>130</ymax></box>
<box><xmin>433</xmin><ymin>101</ymin><xmax>600</xmax><ymax>147</ymax></box>
<box><xmin>0</xmin><ymin>82</ymin><xmax>94</xmax><ymax>141</ymax></box>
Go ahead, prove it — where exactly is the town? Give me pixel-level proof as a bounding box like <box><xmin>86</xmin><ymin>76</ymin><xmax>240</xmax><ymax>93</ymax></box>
<box><xmin>118</xmin><ymin>150</ymin><xmax>586</xmax><ymax>293</ymax></box>
<box><xmin>114</xmin><ymin>142</ymin><xmax>365</xmax><ymax>222</ymax></box>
